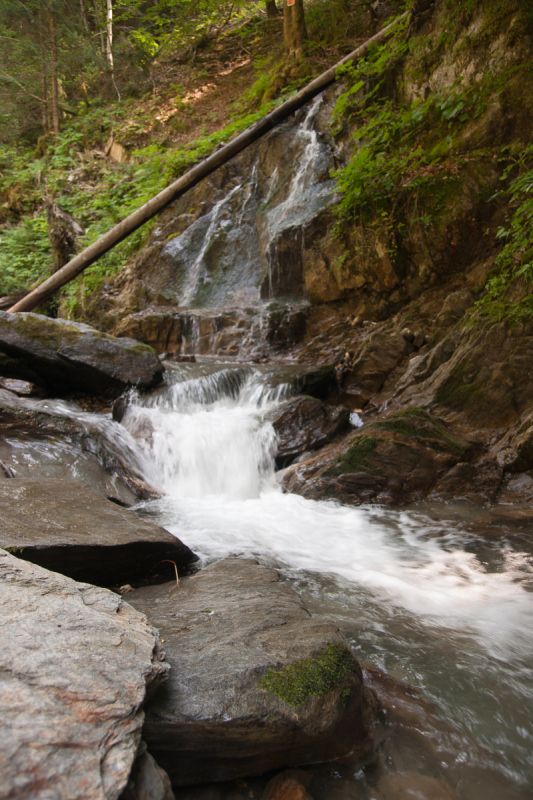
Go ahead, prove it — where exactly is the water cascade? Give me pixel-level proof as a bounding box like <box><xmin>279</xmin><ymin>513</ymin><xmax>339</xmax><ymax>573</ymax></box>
<box><xmin>111</xmin><ymin>362</ymin><xmax>533</xmax><ymax>797</ymax></box>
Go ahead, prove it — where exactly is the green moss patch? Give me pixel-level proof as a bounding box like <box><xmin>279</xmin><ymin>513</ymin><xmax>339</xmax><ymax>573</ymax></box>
<box><xmin>324</xmin><ymin>435</ymin><xmax>382</xmax><ymax>478</ymax></box>
<box><xmin>435</xmin><ymin>360</ymin><xmax>486</xmax><ymax>412</ymax></box>
<box><xmin>126</xmin><ymin>342</ymin><xmax>154</xmax><ymax>357</ymax></box>
<box><xmin>259</xmin><ymin>643</ymin><xmax>353</xmax><ymax>708</ymax></box>
<box><xmin>379</xmin><ymin>407</ymin><xmax>469</xmax><ymax>454</ymax></box>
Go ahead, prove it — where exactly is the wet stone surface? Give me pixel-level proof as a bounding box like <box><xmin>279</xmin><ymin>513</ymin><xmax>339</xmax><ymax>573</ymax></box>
<box><xmin>126</xmin><ymin>558</ymin><xmax>376</xmax><ymax>786</ymax></box>
<box><xmin>0</xmin><ymin>478</ymin><xmax>197</xmax><ymax>587</ymax></box>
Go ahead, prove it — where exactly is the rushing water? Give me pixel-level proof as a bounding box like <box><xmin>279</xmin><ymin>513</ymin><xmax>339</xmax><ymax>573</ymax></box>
<box><xmin>112</xmin><ymin>362</ymin><xmax>533</xmax><ymax>797</ymax></box>
<box><xmin>6</xmin><ymin>363</ymin><xmax>531</xmax><ymax>797</ymax></box>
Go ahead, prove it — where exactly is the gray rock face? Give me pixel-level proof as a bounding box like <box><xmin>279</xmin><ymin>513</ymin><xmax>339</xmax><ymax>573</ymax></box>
<box><xmin>0</xmin><ymin>549</ymin><xmax>169</xmax><ymax>800</ymax></box>
<box><xmin>0</xmin><ymin>311</ymin><xmax>164</xmax><ymax>395</ymax></box>
<box><xmin>0</xmin><ymin>478</ymin><xmax>197</xmax><ymax>587</ymax></box>
<box><xmin>120</xmin><ymin>743</ymin><xmax>175</xmax><ymax>800</ymax></box>
<box><xmin>268</xmin><ymin>396</ymin><xmax>350</xmax><ymax>465</ymax></box>
<box><xmin>0</xmin><ymin>387</ymin><xmax>158</xmax><ymax>504</ymax></box>
<box><xmin>126</xmin><ymin>558</ymin><xmax>375</xmax><ymax>786</ymax></box>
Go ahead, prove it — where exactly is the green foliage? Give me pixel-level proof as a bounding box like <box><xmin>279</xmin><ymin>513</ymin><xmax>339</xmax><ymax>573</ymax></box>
<box><xmin>0</xmin><ymin>214</ymin><xmax>51</xmax><ymax>296</ymax></box>
<box><xmin>1</xmin><ymin>47</ymin><xmax>287</xmax><ymax>310</ymax></box>
<box><xmin>334</xmin><ymin>45</ymin><xmax>480</xmax><ymax>226</ymax></box>
<box><xmin>259</xmin><ymin>643</ymin><xmax>353</xmax><ymax>708</ymax></box>
<box><xmin>325</xmin><ymin>435</ymin><xmax>381</xmax><ymax>477</ymax></box>
<box><xmin>475</xmin><ymin>144</ymin><xmax>533</xmax><ymax>322</ymax></box>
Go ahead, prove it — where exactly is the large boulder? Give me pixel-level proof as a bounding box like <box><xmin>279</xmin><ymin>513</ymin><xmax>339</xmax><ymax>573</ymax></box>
<box><xmin>282</xmin><ymin>407</ymin><xmax>477</xmax><ymax>505</ymax></box>
<box><xmin>267</xmin><ymin>396</ymin><xmax>350</xmax><ymax>466</ymax></box>
<box><xmin>0</xmin><ymin>311</ymin><xmax>164</xmax><ymax>396</ymax></box>
<box><xmin>0</xmin><ymin>549</ymin><xmax>169</xmax><ymax>800</ymax></box>
<box><xmin>0</xmin><ymin>478</ymin><xmax>197</xmax><ymax>587</ymax></box>
<box><xmin>126</xmin><ymin>558</ymin><xmax>376</xmax><ymax>786</ymax></box>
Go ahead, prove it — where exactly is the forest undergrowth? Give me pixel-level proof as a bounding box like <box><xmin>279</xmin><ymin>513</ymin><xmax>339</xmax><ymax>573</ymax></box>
<box><xmin>1</xmin><ymin>0</ymin><xmax>532</xmax><ymax>322</ymax></box>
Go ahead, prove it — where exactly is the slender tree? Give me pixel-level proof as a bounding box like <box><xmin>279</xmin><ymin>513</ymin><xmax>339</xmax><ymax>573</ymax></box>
<box><xmin>49</xmin><ymin>13</ymin><xmax>60</xmax><ymax>133</ymax></box>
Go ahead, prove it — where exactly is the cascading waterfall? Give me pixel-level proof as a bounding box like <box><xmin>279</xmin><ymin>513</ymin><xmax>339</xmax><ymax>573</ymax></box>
<box><xmin>115</xmin><ymin>363</ymin><xmax>533</xmax><ymax>793</ymax></box>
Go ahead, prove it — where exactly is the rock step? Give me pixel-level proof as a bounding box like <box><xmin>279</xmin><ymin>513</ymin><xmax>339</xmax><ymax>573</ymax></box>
<box><xmin>0</xmin><ymin>311</ymin><xmax>164</xmax><ymax>396</ymax></box>
<box><xmin>0</xmin><ymin>478</ymin><xmax>197</xmax><ymax>587</ymax></box>
<box><xmin>126</xmin><ymin>558</ymin><xmax>376</xmax><ymax>786</ymax></box>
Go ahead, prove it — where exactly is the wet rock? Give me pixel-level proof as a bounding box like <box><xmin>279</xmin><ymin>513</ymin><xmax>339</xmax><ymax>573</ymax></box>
<box><xmin>0</xmin><ymin>387</ymin><xmax>158</xmax><ymax>503</ymax></box>
<box><xmin>401</xmin><ymin>328</ymin><xmax>415</xmax><ymax>342</ymax></box>
<box><xmin>342</xmin><ymin>331</ymin><xmax>412</xmax><ymax>407</ymax></box>
<box><xmin>363</xmin><ymin>664</ymin><xmax>529</xmax><ymax>800</ymax></box>
<box><xmin>0</xmin><ymin>375</ymin><xmax>46</xmax><ymax>396</ymax></box>
<box><xmin>294</xmin><ymin>364</ymin><xmax>335</xmax><ymax>399</ymax></box>
<box><xmin>121</xmin><ymin>742</ymin><xmax>176</xmax><ymax>800</ymax></box>
<box><xmin>268</xmin><ymin>396</ymin><xmax>350</xmax><ymax>465</ymax></box>
<box><xmin>0</xmin><ymin>548</ymin><xmax>169</xmax><ymax>800</ymax></box>
<box><xmin>430</xmin><ymin>457</ymin><xmax>503</xmax><ymax>505</ymax></box>
<box><xmin>282</xmin><ymin>407</ymin><xmax>476</xmax><ymax>505</ymax></box>
<box><xmin>0</xmin><ymin>311</ymin><xmax>164</xmax><ymax>396</ymax></box>
<box><xmin>412</xmin><ymin>331</ymin><xmax>426</xmax><ymax>349</ymax></box>
<box><xmin>262</xmin><ymin>772</ymin><xmax>314</xmax><ymax>800</ymax></box>
<box><xmin>0</xmin><ymin>478</ymin><xmax>197</xmax><ymax>587</ymax></box>
<box><xmin>427</xmin><ymin>320</ymin><xmax>533</xmax><ymax>428</ymax></box>
<box><xmin>126</xmin><ymin>558</ymin><xmax>376</xmax><ymax>786</ymax></box>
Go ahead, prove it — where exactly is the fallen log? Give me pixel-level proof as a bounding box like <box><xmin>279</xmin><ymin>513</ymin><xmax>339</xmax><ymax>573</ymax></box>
<box><xmin>10</xmin><ymin>12</ymin><xmax>408</xmax><ymax>314</ymax></box>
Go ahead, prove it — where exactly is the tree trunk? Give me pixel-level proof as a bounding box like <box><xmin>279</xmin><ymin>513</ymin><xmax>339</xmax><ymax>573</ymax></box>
<box><xmin>39</xmin><ymin>6</ymin><xmax>48</xmax><ymax>133</ymax></box>
<box><xmin>49</xmin><ymin>15</ymin><xmax>60</xmax><ymax>134</ymax></box>
<box><xmin>106</xmin><ymin>0</ymin><xmax>113</xmax><ymax>72</ymax></box>
<box><xmin>8</xmin><ymin>14</ymin><xmax>409</xmax><ymax>314</ymax></box>
<box><xmin>266</xmin><ymin>0</ymin><xmax>279</xmax><ymax>19</ymax></box>
<box><xmin>93</xmin><ymin>0</ymin><xmax>106</xmax><ymax>57</ymax></box>
<box><xmin>283</xmin><ymin>0</ymin><xmax>307</xmax><ymax>58</ymax></box>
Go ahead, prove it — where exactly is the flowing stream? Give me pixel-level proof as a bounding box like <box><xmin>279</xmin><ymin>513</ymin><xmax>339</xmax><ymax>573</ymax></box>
<box><xmin>7</xmin><ymin>362</ymin><xmax>532</xmax><ymax>797</ymax></box>
<box><xmin>114</xmin><ymin>362</ymin><xmax>533</xmax><ymax>798</ymax></box>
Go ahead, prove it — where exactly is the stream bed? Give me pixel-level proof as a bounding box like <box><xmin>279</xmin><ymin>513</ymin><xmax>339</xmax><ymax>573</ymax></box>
<box><xmin>4</xmin><ymin>360</ymin><xmax>532</xmax><ymax>798</ymax></box>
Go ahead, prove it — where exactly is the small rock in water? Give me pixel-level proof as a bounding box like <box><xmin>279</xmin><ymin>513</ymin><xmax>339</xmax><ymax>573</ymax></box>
<box><xmin>262</xmin><ymin>771</ymin><xmax>314</xmax><ymax>800</ymax></box>
<box><xmin>0</xmin><ymin>376</ymin><xmax>45</xmax><ymax>397</ymax></box>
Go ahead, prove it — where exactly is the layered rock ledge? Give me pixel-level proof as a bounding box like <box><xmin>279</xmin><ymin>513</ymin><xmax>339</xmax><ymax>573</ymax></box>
<box><xmin>0</xmin><ymin>311</ymin><xmax>164</xmax><ymax>396</ymax></box>
<box><xmin>126</xmin><ymin>558</ymin><xmax>376</xmax><ymax>786</ymax></box>
<box><xmin>0</xmin><ymin>478</ymin><xmax>197</xmax><ymax>587</ymax></box>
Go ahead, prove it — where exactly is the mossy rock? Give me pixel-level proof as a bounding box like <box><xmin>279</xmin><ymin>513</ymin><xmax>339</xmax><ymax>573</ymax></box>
<box><xmin>259</xmin><ymin>643</ymin><xmax>354</xmax><ymax>708</ymax></box>
<box><xmin>326</xmin><ymin>408</ymin><xmax>471</xmax><ymax>478</ymax></box>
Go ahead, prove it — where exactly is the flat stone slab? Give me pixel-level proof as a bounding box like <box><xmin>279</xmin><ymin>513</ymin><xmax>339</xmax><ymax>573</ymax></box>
<box><xmin>0</xmin><ymin>478</ymin><xmax>197</xmax><ymax>587</ymax></box>
<box><xmin>126</xmin><ymin>558</ymin><xmax>375</xmax><ymax>786</ymax></box>
<box><xmin>0</xmin><ymin>549</ymin><xmax>169</xmax><ymax>800</ymax></box>
<box><xmin>0</xmin><ymin>311</ymin><xmax>164</xmax><ymax>396</ymax></box>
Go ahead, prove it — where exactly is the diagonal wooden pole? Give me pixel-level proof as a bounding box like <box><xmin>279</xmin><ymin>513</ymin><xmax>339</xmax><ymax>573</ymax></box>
<box><xmin>9</xmin><ymin>12</ymin><xmax>408</xmax><ymax>313</ymax></box>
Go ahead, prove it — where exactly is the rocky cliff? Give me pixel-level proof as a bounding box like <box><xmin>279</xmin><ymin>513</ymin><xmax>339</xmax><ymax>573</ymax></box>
<box><xmin>61</xmin><ymin>0</ymin><xmax>533</xmax><ymax>509</ymax></box>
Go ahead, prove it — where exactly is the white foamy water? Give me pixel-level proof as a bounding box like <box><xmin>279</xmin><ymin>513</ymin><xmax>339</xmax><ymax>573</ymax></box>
<box><xmin>121</xmin><ymin>367</ymin><xmax>532</xmax><ymax>642</ymax></box>
<box><xmin>117</xmin><ymin>363</ymin><xmax>533</xmax><ymax>786</ymax></box>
